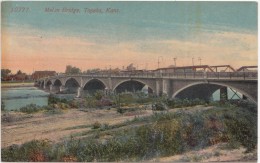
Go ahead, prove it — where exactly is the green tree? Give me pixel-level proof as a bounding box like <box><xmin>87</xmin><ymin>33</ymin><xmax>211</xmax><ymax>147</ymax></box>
<box><xmin>94</xmin><ymin>90</ymin><xmax>104</xmax><ymax>100</ymax></box>
<box><xmin>84</xmin><ymin>68</ymin><xmax>101</xmax><ymax>74</ymax></box>
<box><xmin>16</xmin><ymin>70</ymin><xmax>22</xmax><ymax>75</ymax></box>
<box><xmin>126</xmin><ymin>63</ymin><xmax>136</xmax><ymax>71</ymax></box>
<box><xmin>1</xmin><ymin>69</ymin><xmax>11</xmax><ymax>78</ymax></box>
<box><xmin>65</xmin><ymin>65</ymin><xmax>81</xmax><ymax>74</ymax></box>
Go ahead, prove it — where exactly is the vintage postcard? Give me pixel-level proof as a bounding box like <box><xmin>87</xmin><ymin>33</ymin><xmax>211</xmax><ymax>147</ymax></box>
<box><xmin>1</xmin><ymin>1</ymin><xmax>257</xmax><ymax>162</ymax></box>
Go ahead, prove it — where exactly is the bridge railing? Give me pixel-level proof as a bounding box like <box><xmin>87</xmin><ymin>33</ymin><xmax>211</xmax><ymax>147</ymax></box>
<box><xmin>161</xmin><ymin>71</ymin><xmax>257</xmax><ymax>79</ymax></box>
<box><xmin>103</xmin><ymin>71</ymin><xmax>257</xmax><ymax>79</ymax></box>
<box><xmin>42</xmin><ymin>71</ymin><xmax>257</xmax><ymax>80</ymax></box>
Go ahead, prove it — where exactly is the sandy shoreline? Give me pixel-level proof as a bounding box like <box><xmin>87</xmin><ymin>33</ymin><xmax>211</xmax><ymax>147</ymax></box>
<box><xmin>1</xmin><ymin>82</ymin><xmax>35</xmax><ymax>88</ymax></box>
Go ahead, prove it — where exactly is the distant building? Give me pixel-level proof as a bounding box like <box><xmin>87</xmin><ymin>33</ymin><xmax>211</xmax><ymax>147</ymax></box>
<box><xmin>31</xmin><ymin>71</ymin><xmax>56</xmax><ymax>79</ymax></box>
<box><xmin>14</xmin><ymin>73</ymin><xmax>28</xmax><ymax>80</ymax></box>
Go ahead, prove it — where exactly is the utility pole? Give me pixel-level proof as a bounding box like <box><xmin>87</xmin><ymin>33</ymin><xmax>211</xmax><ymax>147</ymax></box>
<box><xmin>198</xmin><ymin>57</ymin><xmax>202</xmax><ymax>65</ymax></box>
<box><xmin>173</xmin><ymin>58</ymin><xmax>177</xmax><ymax>67</ymax></box>
<box><xmin>158</xmin><ymin>56</ymin><xmax>163</xmax><ymax>69</ymax></box>
<box><xmin>192</xmin><ymin>57</ymin><xmax>194</xmax><ymax>66</ymax></box>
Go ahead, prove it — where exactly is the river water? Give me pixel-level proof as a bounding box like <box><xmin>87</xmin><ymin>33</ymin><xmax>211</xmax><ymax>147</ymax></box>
<box><xmin>212</xmin><ymin>87</ymin><xmax>242</xmax><ymax>101</ymax></box>
<box><xmin>1</xmin><ymin>87</ymin><xmax>49</xmax><ymax>111</ymax></box>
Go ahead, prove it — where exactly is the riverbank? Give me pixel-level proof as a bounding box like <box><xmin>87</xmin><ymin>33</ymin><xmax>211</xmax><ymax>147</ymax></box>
<box><xmin>1</xmin><ymin>82</ymin><xmax>34</xmax><ymax>88</ymax></box>
<box><xmin>1</xmin><ymin>102</ymin><xmax>257</xmax><ymax>162</ymax></box>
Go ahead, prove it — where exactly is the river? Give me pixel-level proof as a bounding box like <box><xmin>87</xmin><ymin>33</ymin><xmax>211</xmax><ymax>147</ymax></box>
<box><xmin>212</xmin><ymin>87</ymin><xmax>242</xmax><ymax>101</ymax></box>
<box><xmin>1</xmin><ymin>87</ymin><xmax>49</xmax><ymax>111</ymax></box>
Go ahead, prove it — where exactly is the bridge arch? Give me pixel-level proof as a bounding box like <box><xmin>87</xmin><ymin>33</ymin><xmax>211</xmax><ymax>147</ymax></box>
<box><xmin>172</xmin><ymin>81</ymin><xmax>256</xmax><ymax>103</ymax></box>
<box><xmin>83</xmin><ymin>79</ymin><xmax>107</xmax><ymax>95</ymax></box>
<box><xmin>40</xmin><ymin>81</ymin><xmax>44</xmax><ymax>88</ymax></box>
<box><xmin>53</xmin><ymin>79</ymin><xmax>62</xmax><ymax>86</ymax></box>
<box><xmin>52</xmin><ymin>79</ymin><xmax>62</xmax><ymax>92</ymax></box>
<box><xmin>65</xmin><ymin>77</ymin><xmax>80</xmax><ymax>93</ymax></box>
<box><xmin>45</xmin><ymin>80</ymin><xmax>52</xmax><ymax>90</ymax></box>
<box><xmin>113</xmin><ymin>79</ymin><xmax>154</xmax><ymax>94</ymax></box>
<box><xmin>210</xmin><ymin>82</ymin><xmax>256</xmax><ymax>103</ymax></box>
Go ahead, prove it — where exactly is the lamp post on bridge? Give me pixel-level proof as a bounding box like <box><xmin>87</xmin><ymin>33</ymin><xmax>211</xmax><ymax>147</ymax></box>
<box><xmin>158</xmin><ymin>56</ymin><xmax>163</xmax><ymax>69</ymax></box>
<box><xmin>173</xmin><ymin>57</ymin><xmax>177</xmax><ymax>67</ymax></box>
<box><xmin>198</xmin><ymin>57</ymin><xmax>202</xmax><ymax>66</ymax></box>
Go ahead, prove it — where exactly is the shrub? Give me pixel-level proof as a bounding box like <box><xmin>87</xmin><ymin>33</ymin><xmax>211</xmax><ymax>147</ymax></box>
<box><xmin>68</xmin><ymin>100</ymin><xmax>80</xmax><ymax>108</ymax></box>
<box><xmin>48</xmin><ymin>95</ymin><xmax>68</xmax><ymax>105</ymax></box>
<box><xmin>94</xmin><ymin>91</ymin><xmax>104</xmax><ymax>100</ymax></box>
<box><xmin>44</xmin><ymin>108</ymin><xmax>64</xmax><ymax>115</ymax></box>
<box><xmin>51</xmin><ymin>102</ymin><xmax>70</xmax><ymax>110</ymax></box>
<box><xmin>117</xmin><ymin>108</ymin><xmax>125</xmax><ymax>114</ymax></box>
<box><xmin>97</xmin><ymin>98</ymin><xmax>113</xmax><ymax>107</ymax></box>
<box><xmin>167</xmin><ymin>98</ymin><xmax>206</xmax><ymax>108</ymax></box>
<box><xmin>20</xmin><ymin>104</ymin><xmax>42</xmax><ymax>113</ymax></box>
<box><xmin>136</xmin><ymin>97</ymin><xmax>154</xmax><ymax>104</ymax></box>
<box><xmin>225</xmin><ymin>117</ymin><xmax>257</xmax><ymax>152</ymax></box>
<box><xmin>1</xmin><ymin>139</ymin><xmax>52</xmax><ymax>162</ymax></box>
<box><xmin>1</xmin><ymin>101</ymin><xmax>5</xmax><ymax>111</ymax></box>
<box><xmin>92</xmin><ymin>121</ymin><xmax>102</xmax><ymax>129</ymax></box>
<box><xmin>2</xmin><ymin>102</ymin><xmax>257</xmax><ymax>162</ymax></box>
<box><xmin>84</xmin><ymin>97</ymin><xmax>98</xmax><ymax>108</ymax></box>
<box><xmin>152</xmin><ymin>102</ymin><xmax>167</xmax><ymax>111</ymax></box>
<box><xmin>117</xmin><ymin>93</ymin><xmax>135</xmax><ymax>104</ymax></box>
<box><xmin>100</xmin><ymin>123</ymin><xmax>110</xmax><ymax>131</ymax></box>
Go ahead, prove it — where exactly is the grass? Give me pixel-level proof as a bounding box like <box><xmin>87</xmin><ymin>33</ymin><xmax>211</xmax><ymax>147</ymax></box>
<box><xmin>2</xmin><ymin>96</ymin><xmax>257</xmax><ymax>162</ymax></box>
<box><xmin>20</xmin><ymin>104</ymin><xmax>43</xmax><ymax>113</ymax></box>
<box><xmin>64</xmin><ymin>125</ymin><xmax>92</xmax><ymax>130</ymax></box>
<box><xmin>18</xmin><ymin>104</ymin><xmax>66</xmax><ymax>114</ymax></box>
<box><xmin>2</xmin><ymin>100</ymin><xmax>257</xmax><ymax>162</ymax></box>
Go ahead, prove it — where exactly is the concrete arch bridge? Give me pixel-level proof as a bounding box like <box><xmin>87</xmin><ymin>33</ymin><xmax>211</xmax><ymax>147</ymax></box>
<box><xmin>36</xmin><ymin>72</ymin><xmax>257</xmax><ymax>103</ymax></box>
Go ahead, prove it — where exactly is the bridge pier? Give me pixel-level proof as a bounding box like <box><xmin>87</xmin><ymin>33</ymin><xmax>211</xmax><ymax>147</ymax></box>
<box><xmin>220</xmin><ymin>87</ymin><xmax>228</xmax><ymax>101</ymax></box>
<box><xmin>77</xmin><ymin>87</ymin><xmax>83</xmax><ymax>98</ymax></box>
<box><xmin>162</xmin><ymin>79</ymin><xmax>171</xmax><ymax>98</ymax></box>
<box><xmin>104</xmin><ymin>88</ymin><xmax>111</xmax><ymax>96</ymax></box>
<box><xmin>156</xmin><ymin>80</ymin><xmax>163</xmax><ymax>96</ymax></box>
<box><xmin>243</xmin><ymin>95</ymin><xmax>247</xmax><ymax>100</ymax></box>
<box><xmin>60</xmin><ymin>85</ymin><xmax>67</xmax><ymax>92</ymax></box>
<box><xmin>49</xmin><ymin>84</ymin><xmax>54</xmax><ymax>93</ymax></box>
<box><xmin>43</xmin><ymin>83</ymin><xmax>46</xmax><ymax>89</ymax></box>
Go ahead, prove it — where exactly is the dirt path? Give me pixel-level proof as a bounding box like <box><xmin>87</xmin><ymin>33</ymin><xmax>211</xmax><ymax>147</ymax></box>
<box><xmin>2</xmin><ymin>108</ymin><xmax>151</xmax><ymax>148</ymax></box>
<box><xmin>1</xmin><ymin>105</ymin><xmax>213</xmax><ymax>148</ymax></box>
<box><xmin>156</xmin><ymin>143</ymin><xmax>257</xmax><ymax>162</ymax></box>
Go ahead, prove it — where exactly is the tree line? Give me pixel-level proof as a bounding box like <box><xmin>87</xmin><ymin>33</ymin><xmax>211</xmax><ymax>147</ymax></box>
<box><xmin>65</xmin><ymin>63</ymin><xmax>138</xmax><ymax>75</ymax></box>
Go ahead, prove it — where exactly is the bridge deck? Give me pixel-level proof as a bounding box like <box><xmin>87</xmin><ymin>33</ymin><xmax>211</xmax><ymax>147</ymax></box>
<box><xmin>42</xmin><ymin>71</ymin><xmax>257</xmax><ymax>81</ymax></box>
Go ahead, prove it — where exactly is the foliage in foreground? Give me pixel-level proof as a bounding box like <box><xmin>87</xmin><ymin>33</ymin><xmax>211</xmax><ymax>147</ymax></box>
<box><xmin>20</xmin><ymin>104</ymin><xmax>43</xmax><ymax>113</ymax></box>
<box><xmin>2</xmin><ymin>101</ymin><xmax>257</xmax><ymax>162</ymax></box>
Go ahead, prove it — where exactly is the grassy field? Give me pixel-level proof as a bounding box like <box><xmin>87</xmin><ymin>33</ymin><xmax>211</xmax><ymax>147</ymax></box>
<box><xmin>1</xmin><ymin>96</ymin><xmax>257</xmax><ymax>162</ymax></box>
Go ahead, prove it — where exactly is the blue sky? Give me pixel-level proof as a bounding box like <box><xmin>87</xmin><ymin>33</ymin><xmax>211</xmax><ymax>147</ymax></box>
<box><xmin>2</xmin><ymin>1</ymin><xmax>258</xmax><ymax>73</ymax></box>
